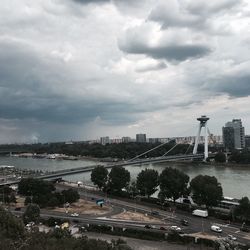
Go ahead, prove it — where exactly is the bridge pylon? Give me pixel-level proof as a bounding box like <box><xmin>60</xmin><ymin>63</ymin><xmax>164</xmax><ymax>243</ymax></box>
<box><xmin>193</xmin><ymin>115</ymin><xmax>209</xmax><ymax>161</ymax></box>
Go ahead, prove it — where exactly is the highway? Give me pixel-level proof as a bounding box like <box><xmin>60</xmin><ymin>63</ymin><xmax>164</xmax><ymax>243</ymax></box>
<box><xmin>55</xmin><ymin>183</ymin><xmax>250</xmax><ymax>245</ymax></box>
<box><xmin>11</xmin><ymin>191</ymin><xmax>250</xmax><ymax>246</ymax></box>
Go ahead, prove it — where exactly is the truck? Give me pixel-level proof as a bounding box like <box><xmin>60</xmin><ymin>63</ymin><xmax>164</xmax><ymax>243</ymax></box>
<box><xmin>192</xmin><ymin>209</ymin><xmax>208</xmax><ymax>218</ymax></box>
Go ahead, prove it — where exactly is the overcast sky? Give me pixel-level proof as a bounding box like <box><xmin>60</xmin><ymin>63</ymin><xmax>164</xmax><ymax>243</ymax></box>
<box><xmin>1</xmin><ymin>0</ymin><xmax>250</xmax><ymax>143</ymax></box>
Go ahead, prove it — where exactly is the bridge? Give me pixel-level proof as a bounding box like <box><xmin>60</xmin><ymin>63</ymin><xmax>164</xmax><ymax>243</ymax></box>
<box><xmin>0</xmin><ymin>153</ymin><xmax>213</xmax><ymax>187</ymax></box>
<box><xmin>0</xmin><ymin>116</ymin><xmax>214</xmax><ymax>186</ymax></box>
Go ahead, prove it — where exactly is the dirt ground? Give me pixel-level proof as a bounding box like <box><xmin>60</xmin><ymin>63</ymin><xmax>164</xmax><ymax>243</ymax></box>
<box><xmin>15</xmin><ymin>196</ymin><xmax>25</xmax><ymax>207</ymax></box>
<box><xmin>111</xmin><ymin>210</ymin><xmax>162</xmax><ymax>223</ymax></box>
<box><xmin>53</xmin><ymin>199</ymin><xmax>111</xmax><ymax>215</ymax></box>
<box><xmin>188</xmin><ymin>232</ymin><xmax>218</xmax><ymax>240</ymax></box>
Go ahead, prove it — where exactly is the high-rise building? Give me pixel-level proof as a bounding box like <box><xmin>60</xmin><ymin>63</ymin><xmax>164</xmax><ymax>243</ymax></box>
<box><xmin>100</xmin><ymin>136</ymin><xmax>110</xmax><ymax>145</ymax></box>
<box><xmin>222</xmin><ymin>119</ymin><xmax>245</xmax><ymax>150</ymax></box>
<box><xmin>136</xmin><ymin>133</ymin><xmax>146</xmax><ymax>143</ymax></box>
<box><xmin>122</xmin><ymin>137</ymin><xmax>131</xmax><ymax>143</ymax></box>
<box><xmin>245</xmin><ymin>135</ymin><xmax>250</xmax><ymax>149</ymax></box>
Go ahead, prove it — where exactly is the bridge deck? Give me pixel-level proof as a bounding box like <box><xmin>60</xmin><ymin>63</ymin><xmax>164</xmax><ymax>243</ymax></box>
<box><xmin>0</xmin><ymin>153</ymin><xmax>208</xmax><ymax>186</ymax></box>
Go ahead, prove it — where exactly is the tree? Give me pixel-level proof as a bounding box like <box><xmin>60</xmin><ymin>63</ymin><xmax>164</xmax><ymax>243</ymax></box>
<box><xmin>18</xmin><ymin>178</ymin><xmax>55</xmax><ymax>196</ymax></box>
<box><xmin>108</xmin><ymin>166</ymin><xmax>130</xmax><ymax>194</ymax></box>
<box><xmin>23</xmin><ymin>204</ymin><xmax>40</xmax><ymax>224</ymax></box>
<box><xmin>127</xmin><ymin>181</ymin><xmax>139</xmax><ymax>197</ymax></box>
<box><xmin>61</xmin><ymin>189</ymin><xmax>80</xmax><ymax>203</ymax></box>
<box><xmin>234</xmin><ymin>197</ymin><xmax>250</xmax><ymax>221</ymax></box>
<box><xmin>190</xmin><ymin>175</ymin><xmax>223</xmax><ymax>208</ymax></box>
<box><xmin>0</xmin><ymin>206</ymin><xmax>25</xmax><ymax>240</ymax></box>
<box><xmin>91</xmin><ymin>165</ymin><xmax>108</xmax><ymax>190</ymax></box>
<box><xmin>158</xmin><ymin>167</ymin><xmax>189</xmax><ymax>203</ymax></box>
<box><xmin>136</xmin><ymin>169</ymin><xmax>158</xmax><ymax>198</ymax></box>
<box><xmin>214</xmin><ymin>152</ymin><xmax>226</xmax><ymax>163</ymax></box>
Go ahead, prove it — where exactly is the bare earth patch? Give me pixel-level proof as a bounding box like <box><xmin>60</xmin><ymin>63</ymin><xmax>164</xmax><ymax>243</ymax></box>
<box><xmin>188</xmin><ymin>232</ymin><xmax>218</xmax><ymax>240</ymax></box>
<box><xmin>111</xmin><ymin>211</ymin><xmax>162</xmax><ymax>223</ymax></box>
<box><xmin>15</xmin><ymin>195</ymin><xmax>25</xmax><ymax>207</ymax></box>
<box><xmin>53</xmin><ymin>199</ymin><xmax>111</xmax><ymax>215</ymax></box>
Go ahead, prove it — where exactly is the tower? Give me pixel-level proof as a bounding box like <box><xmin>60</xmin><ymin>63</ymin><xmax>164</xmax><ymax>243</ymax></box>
<box><xmin>223</xmin><ymin>119</ymin><xmax>245</xmax><ymax>150</ymax></box>
<box><xmin>193</xmin><ymin>115</ymin><xmax>210</xmax><ymax>160</ymax></box>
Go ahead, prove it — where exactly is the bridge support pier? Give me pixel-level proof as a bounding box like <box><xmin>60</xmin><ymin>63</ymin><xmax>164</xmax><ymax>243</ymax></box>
<box><xmin>193</xmin><ymin>116</ymin><xmax>210</xmax><ymax>161</ymax></box>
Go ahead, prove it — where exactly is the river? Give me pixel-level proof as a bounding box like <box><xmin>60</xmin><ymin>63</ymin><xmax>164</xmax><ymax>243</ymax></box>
<box><xmin>0</xmin><ymin>156</ymin><xmax>249</xmax><ymax>199</ymax></box>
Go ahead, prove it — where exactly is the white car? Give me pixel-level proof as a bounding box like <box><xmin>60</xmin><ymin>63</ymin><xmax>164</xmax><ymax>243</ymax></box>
<box><xmin>228</xmin><ymin>234</ymin><xmax>237</xmax><ymax>241</ymax></box>
<box><xmin>70</xmin><ymin>213</ymin><xmax>79</xmax><ymax>217</ymax></box>
<box><xmin>170</xmin><ymin>225</ymin><xmax>181</xmax><ymax>231</ymax></box>
<box><xmin>211</xmin><ymin>225</ymin><xmax>222</xmax><ymax>233</ymax></box>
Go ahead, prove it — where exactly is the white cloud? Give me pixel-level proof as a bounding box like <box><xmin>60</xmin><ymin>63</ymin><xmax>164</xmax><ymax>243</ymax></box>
<box><xmin>0</xmin><ymin>0</ymin><xmax>250</xmax><ymax>143</ymax></box>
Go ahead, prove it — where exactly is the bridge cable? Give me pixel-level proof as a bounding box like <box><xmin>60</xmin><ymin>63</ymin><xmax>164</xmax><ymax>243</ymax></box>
<box><xmin>161</xmin><ymin>142</ymin><xmax>179</xmax><ymax>157</ymax></box>
<box><xmin>127</xmin><ymin>139</ymin><xmax>175</xmax><ymax>162</ymax></box>
<box><xmin>127</xmin><ymin>125</ymin><xmax>197</xmax><ymax>162</ymax></box>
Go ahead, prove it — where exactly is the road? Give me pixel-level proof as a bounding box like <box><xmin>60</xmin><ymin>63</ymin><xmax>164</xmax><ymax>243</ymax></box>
<box><xmin>9</xmin><ymin>183</ymin><xmax>250</xmax><ymax>246</ymax></box>
<box><xmin>55</xmin><ymin>183</ymin><xmax>250</xmax><ymax>245</ymax></box>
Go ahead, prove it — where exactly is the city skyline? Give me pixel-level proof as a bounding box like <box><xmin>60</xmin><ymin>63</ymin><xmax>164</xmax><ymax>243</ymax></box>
<box><xmin>1</xmin><ymin>0</ymin><xmax>250</xmax><ymax>143</ymax></box>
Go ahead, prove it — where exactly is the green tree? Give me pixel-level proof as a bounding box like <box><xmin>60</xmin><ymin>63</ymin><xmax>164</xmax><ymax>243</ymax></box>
<box><xmin>136</xmin><ymin>169</ymin><xmax>158</xmax><ymax>198</ymax></box>
<box><xmin>23</xmin><ymin>204</ymin><xmax>40</xmax><ymax>224</ymax></box>
<box><xmin>25</xmin><ymin>196</ymin><xmax>32</xmax><ymax>205</ymax></box>
<box><xmin>127</xmin><ymin>181</ymin><xmax>139</xmax><ymax>197</ymax></box>
<box><xmin>158</xmin><ymin>167</ymin><xmax>189</xmax><ymax>203</ymax></box>
<box><xmin>91</xmin><ymin>165</ymin><xmax>108</xmax><ymax>190</ymax></box>
<box><xmin>214</xmin><ymin>152</ymin><xmax>226</xmax><ymax>163</ymax></box>
<box><xmin>9</xmin><ymin>192</ymin><xmax>16</xmax><ymax>203</ymax></box>
<box><xmin>234</xmin><ymin>196</ymin><xmax>250</xmax><ymax>221</ymax></box>
<box><xmin>108</xmin><ymin>166</ymin><xmax>130</xmax><ymax>194</ymax></box>
<box><xmin>47</xmin><ymin>196</ymin><xmax>60</xmax><ymax>208</ymax></box>
<box><xmin>190</xmin><ymin>175</ymin><xmax>223</xmax><ymax>208</ymax></box>
<box><xmin>61</xmin><ymin>189</ymin><xmax>80</xmax><ymax>203</ymax></box>
<box><xmin>18</xmin><ymin>178</ymin><xmax>55</xmax><ymax>196</ymax></box>
<box><xmin>0</xmin><ymin>206</ymin><xmax>25</xmax><ymax>240</ymax></box>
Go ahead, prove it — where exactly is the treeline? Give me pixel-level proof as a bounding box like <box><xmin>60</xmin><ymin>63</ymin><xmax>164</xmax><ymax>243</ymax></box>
<box><xmin>0</xmin><ymin>141</ymin><xmax>214</xmax><ymax>159</ymax></box>
<box><xmin>213</xmin><ymin>151</ymin><xmax>250</xmax><ymax>164</ymax></box>
<box><xmin>91</xmin><ymin>166</ymin><xmax>223</xmax><ymax>208</ymax></box>
<box><xmin>18</xmin><ymin>178</ymin><xmax>80</xmax><ymax>208</ymax></box>
<box><xmin>92</xmin><ymin>165</ymin><xmax>250</xmax><ymax>224</ymax></box>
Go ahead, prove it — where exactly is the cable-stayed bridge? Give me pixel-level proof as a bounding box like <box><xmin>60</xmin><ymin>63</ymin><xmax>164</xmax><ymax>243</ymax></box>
<box><xmin>0</xmin><ymin>116</ymin><xmax>214</xmax><ymax>186</ymax></box>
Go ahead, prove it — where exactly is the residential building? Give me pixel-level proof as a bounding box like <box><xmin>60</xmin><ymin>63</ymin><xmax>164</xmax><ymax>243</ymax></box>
<box><xmin>122</xmin><ymin>137</ymin><xmax>131</xmax><ymax>143</ymax></box>
<box><xmin>136</xmin><ymin>133</ymin><xmax>146</xmax><ymax>143</ymax></box>
<box><xmin>100</xmin><ymin>136</ymin><xmax>110</xmax><ymax>145</ymax></box>
<box><xmin>245</xmin><ymin>135</ymin><xmax>250</xmax><ymax>149</ymax></box>
<box><xmin>223</xmin><ymin>119</ymin><xmax>245</xmax><ymax>150</ymax></box>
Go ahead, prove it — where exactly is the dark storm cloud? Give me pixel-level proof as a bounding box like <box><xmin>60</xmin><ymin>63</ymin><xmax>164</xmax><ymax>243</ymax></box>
<box><xmin>208</xmin><ymin>74</ymin><xmax>250</xmax><ymax>97</ymax></box>
<box><xmin>119</xmin><ymin>40</ymin><xmax>211</xmax><ymax>62</ymax></box>
<box><xmin>0</xmin><ymin>39</ymin><xmax>145</xmax><ymax>125</ymax></box>
<box><xmin>0</xmin><ymin>38</ymin><xmax>173</xmax><ymax>128</ymax></box>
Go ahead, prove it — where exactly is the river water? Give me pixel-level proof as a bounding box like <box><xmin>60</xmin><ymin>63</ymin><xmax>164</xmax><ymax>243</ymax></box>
<box><xmin>0</xmin><ymin>156</ymin><xmax>249</xmax><ymax>199</ymax></box>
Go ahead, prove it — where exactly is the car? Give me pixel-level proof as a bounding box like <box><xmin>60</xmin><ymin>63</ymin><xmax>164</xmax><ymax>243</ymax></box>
<box><xmin>240</xmin><ymin>227</ymin><xmax>249</xmax><ymax>232</ymax></box>
<box><xmin>227</xmin><ymin>235</ymin><xmax>237</xmax><ymax>241</ymax></box>
<box><xmin>211</xmin><ymin>225</ymin><xmax>222</xmax><ymax>233</ymax></box>
<box><xmin>26</xmin><ymin>222</ymin><xmax>35</xmax><ymax>227</ymax></box>
<box><xmin>170</xmin><ymin>225</ymin><xmax>182</xmax><ymax>231</ymax></box>
<box><xmin>14</xmin><ymin>207</ymin><xmax>21</xmax><ymax>211</ymax></box>
<box><xmin>145</xmin><ymin>224</ymin><xmax>155</xmax><ymax>229</ymax></box>
<box><xmin>70</xmin><ymin>213</ymin><xmax>79</xmax><ymax>217</ymax></box>
<box><xmin>159</xmin><ymin>226</ymin><xmax>166</xmax><ymax>230</ymax></box>
<box><xmin>151</xmin><ymin>211</ymin><xmax>159</xmax><ymax>216</ymax></box>
<box><xmin>144</xmin><ymin>224</ymin><xmax>152</xmax><ymax>229</ymax></box>
<box><xmin>180</xmin><ymin>219</ymin><xmax>189</xmax><ymax>226</ymax></box>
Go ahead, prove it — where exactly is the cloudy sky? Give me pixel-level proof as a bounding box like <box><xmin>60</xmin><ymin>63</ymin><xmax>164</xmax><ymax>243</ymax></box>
<box><xmin>1</xmin><ymin>0</ymin><xmax>250</xmax><ymax>143</ymax></box>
